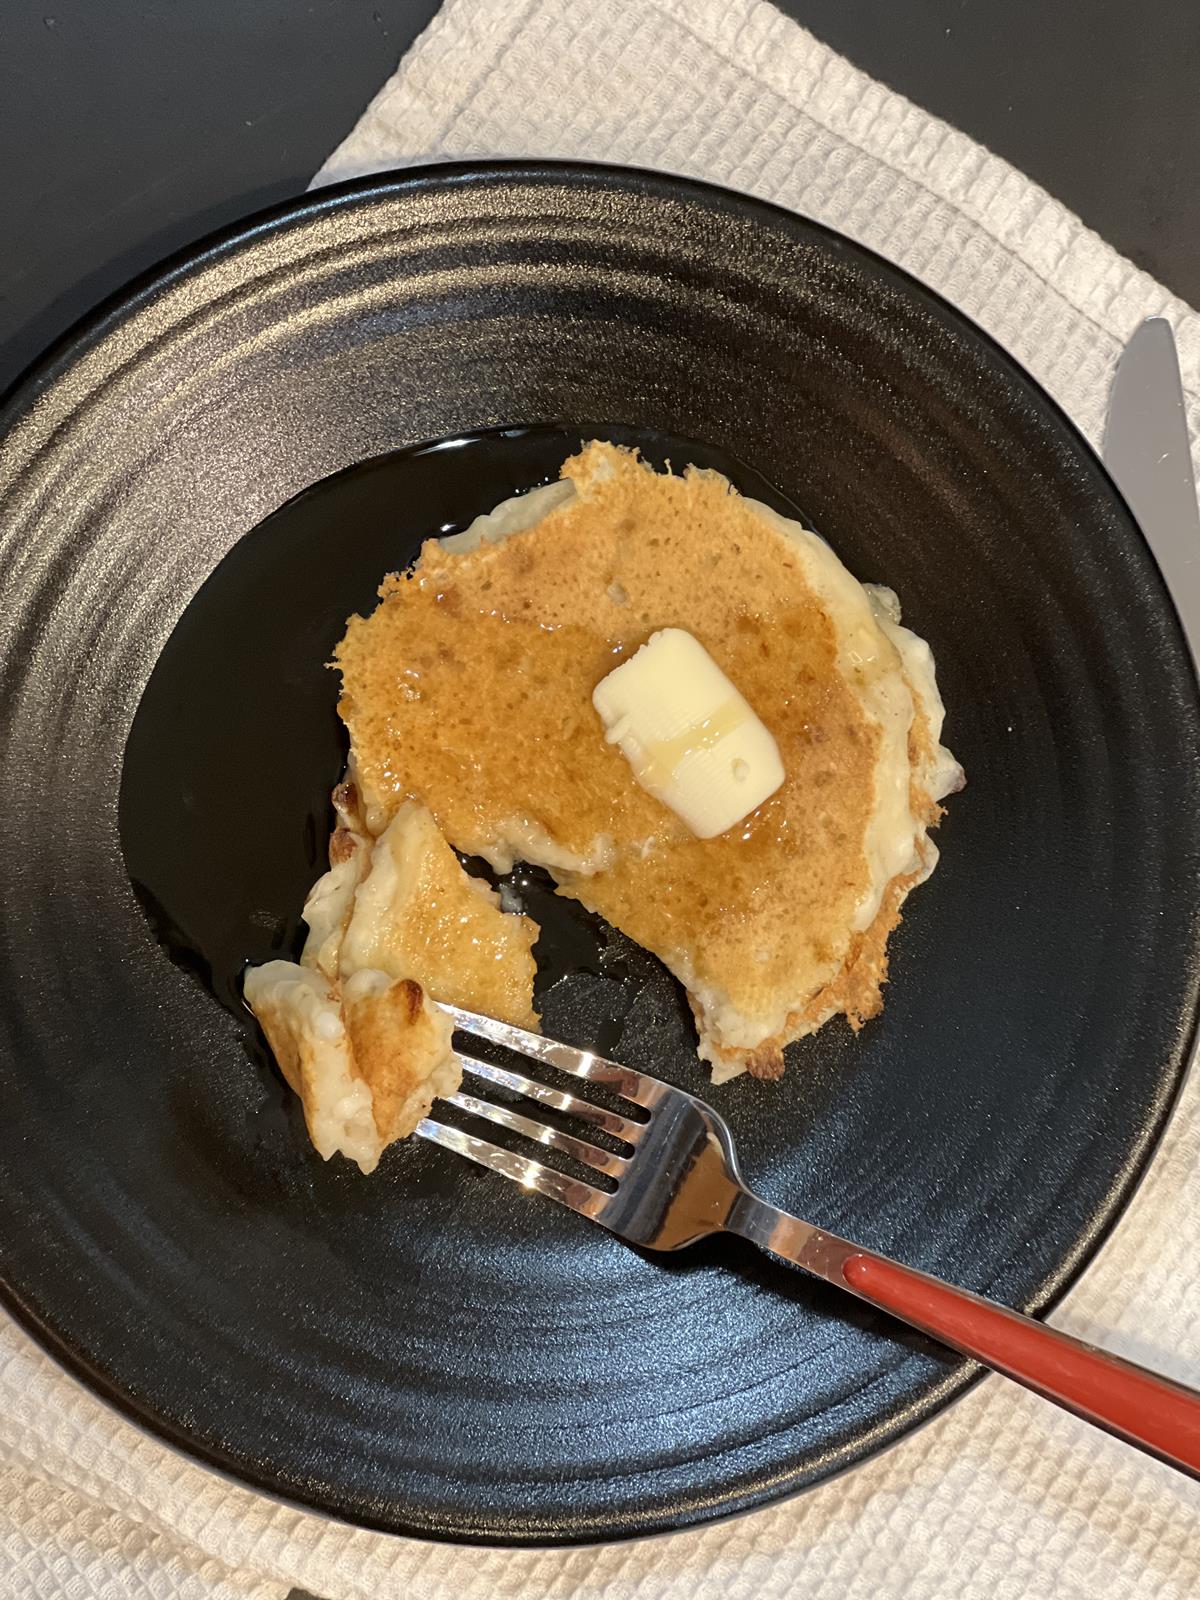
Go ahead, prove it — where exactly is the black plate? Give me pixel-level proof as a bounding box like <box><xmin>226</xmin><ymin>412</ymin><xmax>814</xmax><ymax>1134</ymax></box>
<box><xmin>2</xmin><ymin>162</ymin><xmax>1198</xmax><ymax>1546</ymax></box>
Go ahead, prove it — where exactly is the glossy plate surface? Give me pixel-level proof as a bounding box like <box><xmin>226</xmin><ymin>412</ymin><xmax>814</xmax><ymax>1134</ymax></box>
<box><xmin>1</xmin><ymin>162</ymin><xmax>1198</xmax><ymax>1544</ymax></box>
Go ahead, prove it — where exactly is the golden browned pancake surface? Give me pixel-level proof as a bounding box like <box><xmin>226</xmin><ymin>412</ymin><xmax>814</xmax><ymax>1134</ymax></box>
<box><xmin>336</xmin><ymin>442</ymin><xmax>923</xmax><ymax>1070</ymax></box>
<box><xmin>339</xmin><ymin>799</ymin><xmax>539</xmax><ymax>1029</ymax></box>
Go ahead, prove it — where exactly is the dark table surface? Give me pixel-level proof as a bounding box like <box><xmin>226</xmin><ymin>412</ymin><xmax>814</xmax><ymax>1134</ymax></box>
<box><xmin>3</xmin><ymin>0</ymin><xmax>1199</xmax><ymax>399</ymax></box>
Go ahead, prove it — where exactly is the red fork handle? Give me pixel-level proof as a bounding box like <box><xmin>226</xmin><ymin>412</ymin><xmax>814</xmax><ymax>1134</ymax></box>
<box><xmin>843</xmin><ymin>1250</ymin><xmax>1200</xmax><ymax>1475</ymax></box>
<box><xmin>727</xmin><ymin>1200</ymin><xmax>1200</xmax><ymax>1477</ymax></box>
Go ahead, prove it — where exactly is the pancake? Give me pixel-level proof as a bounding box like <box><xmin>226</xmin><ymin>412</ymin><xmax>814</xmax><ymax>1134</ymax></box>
<box><xmin>243</xmin><ymin>796</ymin><xmax>539</xmax><ymax>1172</ymax></box>
<box><xmin>242</xmin><ymin>960</ymin><xmax>456</xmax><ymax>1174</ymax></box>
<box><xmin>337</xmin><ymin>796</ymin><xmax>539</xmax><ymax>1029</ymax></box>
<box><xmin>334</xmin><ymin>441</ymin><xmax>961</xmax><ymax>1083</ymax></box>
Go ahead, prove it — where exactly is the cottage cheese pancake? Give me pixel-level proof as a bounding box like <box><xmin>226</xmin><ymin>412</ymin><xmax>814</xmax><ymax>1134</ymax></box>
<box><xmin>243</xmin><ymin>793</ymin><xmax>538</xmax><ymax>1173</ymax></box>
<box><xmin>334</xmin><ymin>442</ymin><xmax>961</xmax><ymax>1082</ymax></box>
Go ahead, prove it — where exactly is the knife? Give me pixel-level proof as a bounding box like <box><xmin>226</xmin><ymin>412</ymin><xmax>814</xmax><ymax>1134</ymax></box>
<box><xmin>1104</xmin><ymin>316</ymin><xmax>1200</xmax><ymax>664</ymax></box>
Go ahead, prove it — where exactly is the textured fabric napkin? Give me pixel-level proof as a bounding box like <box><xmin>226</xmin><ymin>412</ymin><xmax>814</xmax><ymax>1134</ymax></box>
<box><xmin>5</xmin><ymin>1</ymin><xmax>1200</xmax><ymax>1596</ymax></box>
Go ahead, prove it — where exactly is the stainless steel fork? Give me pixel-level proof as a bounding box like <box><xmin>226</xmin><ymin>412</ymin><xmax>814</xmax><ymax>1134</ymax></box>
<box><xmin>419</xmin><ymin>1006</ymin><xmax>1200</xmax><ymax>1477</ymax></box>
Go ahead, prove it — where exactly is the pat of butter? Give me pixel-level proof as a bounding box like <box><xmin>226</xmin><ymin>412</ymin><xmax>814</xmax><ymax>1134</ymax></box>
<box><xmin>592</xmin><ymin>628</ymin><xmax>784</xmax><ymax>838</ymax></box>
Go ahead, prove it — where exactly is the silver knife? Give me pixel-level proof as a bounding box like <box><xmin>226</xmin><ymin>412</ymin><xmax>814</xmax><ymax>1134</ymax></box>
<box><xmin>1104</xmin><ymin>316</ymin><xmax>1200</xmax><ymax>663</ymax></box>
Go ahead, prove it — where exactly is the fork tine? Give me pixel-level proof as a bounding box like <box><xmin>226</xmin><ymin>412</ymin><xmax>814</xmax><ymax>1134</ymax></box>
<box><xmin>459</xmin><ymin>1052</ymin><xmax>645</xmax><ymax>1144</ymax></box>
<box><xmin>445</xmin><ymin>1089</ymin><xmax>629</xmax><ymax>1179</ymax></box>
<box><xmin>444</xmin><ymin>1006</ymin><xmax>661</xmax><ymax>1108</ymax></box>
<box><xmin>416</xmin><ymin>1118</ymin><xmax>610</xmax><ymax>1219</ymax></box>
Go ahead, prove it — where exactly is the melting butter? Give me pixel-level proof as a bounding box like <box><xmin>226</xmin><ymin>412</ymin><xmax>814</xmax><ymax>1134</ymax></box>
<box><xmin>592</xmin><ymin>629</ymin><xmax>785</xmax><ymax>839</ymax></box>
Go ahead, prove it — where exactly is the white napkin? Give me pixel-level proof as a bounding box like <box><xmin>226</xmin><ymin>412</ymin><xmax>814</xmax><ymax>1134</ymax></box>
<box><xmin>5</xmin><ymin>2</ymin><xmax>1200</xmax><ymax>1596</ymax></box>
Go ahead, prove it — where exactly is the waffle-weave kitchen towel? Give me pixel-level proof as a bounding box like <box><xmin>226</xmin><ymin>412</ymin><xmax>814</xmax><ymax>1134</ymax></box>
<box><xmin>4</xmin><ymin>1</ymin><xmax>1199</xmax><ymax>1596</ymax></box>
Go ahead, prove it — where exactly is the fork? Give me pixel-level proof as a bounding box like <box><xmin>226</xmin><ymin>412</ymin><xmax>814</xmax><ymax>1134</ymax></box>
<box><xmin>419</xmin><ymin>1007</ymin><xmax>1200</xmax><ymax>1477</ymax></box>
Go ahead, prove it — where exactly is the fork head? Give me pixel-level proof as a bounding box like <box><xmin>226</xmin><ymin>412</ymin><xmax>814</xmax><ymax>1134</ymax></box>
<box><xmin>417</xmin><ymin>1007</ymin><xmax>750</xmax><ymax>1251</ymax></box>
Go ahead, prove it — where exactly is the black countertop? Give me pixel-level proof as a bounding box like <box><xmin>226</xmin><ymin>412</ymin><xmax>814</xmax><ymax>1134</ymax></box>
<box><xmin>2</xmin><ymin>0</ymin><xmax>1198</xmax><ymax>392</ymax></box>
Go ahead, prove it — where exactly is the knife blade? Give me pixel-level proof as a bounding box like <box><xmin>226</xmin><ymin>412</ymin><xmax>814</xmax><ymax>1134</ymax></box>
<box><xmin>1104</xmin><ymin>316</ymin><xmax>1200</xmax><ymax>664</ymax></box>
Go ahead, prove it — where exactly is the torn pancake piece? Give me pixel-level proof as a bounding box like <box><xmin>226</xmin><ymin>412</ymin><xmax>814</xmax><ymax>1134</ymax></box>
<box><xmin>245</xmin><ymin>795</ymin><xmax>538</xmax><ymax>1170</ymax></box>
<box><xmin>339</xmin><ymin>799</ymin><xmax>539</xmax><ymax>1029</ymax></box>
<box><xmin>339</xmin><ymin>968</ymin><xmax>458</xmax><ymax>1155</ymax></box>
<box><xmin>243</xmin><ymin>960</ymin><xmax>455</xmax><ymax>1174</ymax></box>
